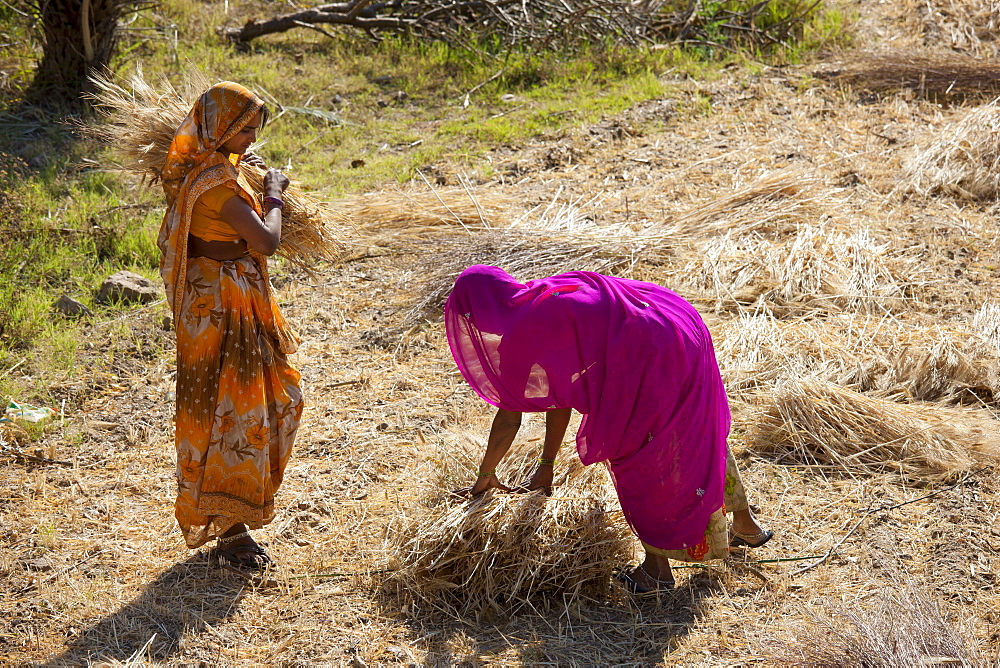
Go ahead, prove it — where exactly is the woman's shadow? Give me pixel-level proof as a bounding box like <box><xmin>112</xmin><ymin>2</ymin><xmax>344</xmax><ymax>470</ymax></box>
<box><xmin>42</xmin><ymin>553</ymin><xmax>250</xmax><ymax>667</ymax></box>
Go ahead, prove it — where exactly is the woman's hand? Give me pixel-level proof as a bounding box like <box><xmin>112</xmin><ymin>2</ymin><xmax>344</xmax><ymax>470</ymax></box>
<box><xmin>452</xmin><ymin>474</ymin><xmax>512</xmax><ymax>498</ymax></box>
<box><xmin>514</xmin><ymin>465</ymin><xmax>554</xmax><ymax>496</ymax></box>
<box><xmin>263</xmin><ymin>168</ymin><xmax>290</xmax><ymax>197</ymax></box>
<box><xmin>242</xmin><ymin>151</ymin><xmax>268</xmax><ymax>169</ymax></box>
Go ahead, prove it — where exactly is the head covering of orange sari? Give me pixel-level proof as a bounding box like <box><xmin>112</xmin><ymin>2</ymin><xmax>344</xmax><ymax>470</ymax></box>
<box><xmin>159</xmin><ymin>81</ymin><xmax>297</xmax><ymax>354</ymax></box>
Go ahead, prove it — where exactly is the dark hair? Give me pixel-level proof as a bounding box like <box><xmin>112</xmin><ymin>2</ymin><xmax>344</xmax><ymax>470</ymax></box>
<box><xmin>258</xmin><ymin>104</ymin><xmax>269</xmax><ymax>131</ymax></box>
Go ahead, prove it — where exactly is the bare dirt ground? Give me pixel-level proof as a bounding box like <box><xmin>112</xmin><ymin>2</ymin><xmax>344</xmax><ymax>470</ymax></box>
<box><xmin>4</xmin><ymin>0</ymin><xmax>1000</xmax><ymax>665</ymax></box>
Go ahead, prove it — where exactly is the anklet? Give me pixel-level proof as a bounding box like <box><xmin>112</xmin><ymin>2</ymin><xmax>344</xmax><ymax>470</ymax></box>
<box><xmin>639</xmin><ymin>564</ymin><xmax>675</xmax><ymax>584</ymax></box>
<box><xmin>538</xmin><ymin>457</ymin><xmax>556</xmax><ymax>466</ymax></box>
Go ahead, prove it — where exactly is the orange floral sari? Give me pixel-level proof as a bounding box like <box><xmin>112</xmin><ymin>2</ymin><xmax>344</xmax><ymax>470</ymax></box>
<box><xmin>160</xmin><ymin>82</ymin><xmax>302</xmax><ymax>548</ymax></box>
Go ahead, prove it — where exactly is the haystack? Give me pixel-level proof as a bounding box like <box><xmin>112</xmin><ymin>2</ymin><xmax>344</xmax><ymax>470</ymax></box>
<box><xmin>768</xmin><ymin>586</ymin><xmax>982</xmax><ymax>665</ymax></box>
<box><xmin>749</xmin><ymin>378</ymin><xmax>997</xmax><ymax>480</ymax></box>
<box><xmin>899</xmin><ymin>100</ymin><xmax>1000</xmax><ymax>200</ymax></box>
<box><xmin>85</xmin><ymin>71</ymin><xmax>347</xmax><ymax>271</ymax></box>
<box><xmin>386</xmin><ymin>433</ymin><xmax>634</xmax><ymax>617</ymax></box>
<box><xmin>672</xmin><ymin>224</ymin><xmax>905</xmax><ymax>314</ymax></box>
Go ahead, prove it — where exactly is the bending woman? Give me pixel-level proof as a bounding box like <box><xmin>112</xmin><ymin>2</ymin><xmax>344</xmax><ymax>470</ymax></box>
<box><xmin>445</xmin><ymin>265</ymin><xmax>771</xmax><ymax>592</ymax></box>
<box><xmin>159</xmin><ymin>82</ymin><xmax>303</xmax><ymax>570</ymax></box>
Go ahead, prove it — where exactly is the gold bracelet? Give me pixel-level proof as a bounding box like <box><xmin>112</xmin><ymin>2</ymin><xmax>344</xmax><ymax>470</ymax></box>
<box><xmin>538</xmin><ymin>457</ymin><xmax>556</xmax><ymax>466</ymax></box>
<box><xmin>477</xmin><ymin>468</ymin><xmax>496</xmax><ymax>477</ymax></box>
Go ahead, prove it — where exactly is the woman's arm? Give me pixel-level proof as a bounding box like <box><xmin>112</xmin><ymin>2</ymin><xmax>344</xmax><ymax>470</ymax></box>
<box><xmin>219</xmin><ymin>168</ymin><xmax>289</xmax><ymax>256</ymax></box>
<box><xmin>541</xmin><ymin>407</ymin><xmax>571</xmax><ymax>461</ymax></box>
<box><xmin>455</xmin><ymin>408</ymin><xmax>523</xmax><ymax>496</ymax></box>
<box><xmin>517</xmin><ymin>407</ymin><xmax>571</xmax><ymax>494</ymax></box>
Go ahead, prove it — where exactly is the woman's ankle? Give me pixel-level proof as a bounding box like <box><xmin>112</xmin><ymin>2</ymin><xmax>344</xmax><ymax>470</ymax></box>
<box><xmin>640</xmin><ymin>556</ymin><xmax>673</xmax><ymax>582</ymax></box>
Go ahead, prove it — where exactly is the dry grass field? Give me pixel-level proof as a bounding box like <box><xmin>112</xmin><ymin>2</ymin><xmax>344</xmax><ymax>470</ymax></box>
<box><xmin>4</xmin><ymin>0</ymin><xmax>1000</xmax><ymax>665</ymax></box>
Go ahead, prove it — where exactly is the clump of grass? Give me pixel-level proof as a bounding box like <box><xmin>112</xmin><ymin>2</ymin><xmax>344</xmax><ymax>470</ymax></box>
<box><xmin>770</xmin><ymin>586</ymin><xmax>983</xmax><ymax>665</ymax></box>
<box><xmin>898</xmin><ymin>99</ymin><xmax>1000</xmax><ymax>201</ymax></box>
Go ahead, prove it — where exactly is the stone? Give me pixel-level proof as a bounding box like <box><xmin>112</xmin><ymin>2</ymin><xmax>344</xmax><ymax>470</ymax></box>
<box><xmin>54</xmin><ymin>295</ymin><xmax>93</xmax><ymax>317</ymax></box>
<box><xmin>96</xmin><ymin>271</ymin><xmax>160</xmax><ymax>305</ymax></box>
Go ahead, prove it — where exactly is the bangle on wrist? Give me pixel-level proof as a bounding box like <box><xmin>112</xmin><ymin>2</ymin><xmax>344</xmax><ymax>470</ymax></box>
<box><xmin>538</xmin><ymin>457</ymin><xmax>556</xmax><ymax>466</ymax></box>
<box><xmin>477</xmin><ymin>468</ymin><xmax>495</xmax><ymax>478</ymax></box>
<box><xmin>263</xmin><ymin>195</ymin><xmax>284</xmax><ymax>209</ymax></box>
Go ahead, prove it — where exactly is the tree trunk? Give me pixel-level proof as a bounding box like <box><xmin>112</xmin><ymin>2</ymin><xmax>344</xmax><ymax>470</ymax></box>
<box><xmin>27</xmin><ymin>0</ymin><xmax>130</xmax><ymax>108</ymax></box>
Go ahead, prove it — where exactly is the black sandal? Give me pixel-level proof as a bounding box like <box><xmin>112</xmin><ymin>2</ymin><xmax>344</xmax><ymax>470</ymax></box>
<box><xmin>615</xmin><ymin>566</ymin><xmax>675</xmax><ymax>594</ymax></box>
<box><xmin>729</xmin><ymin>528</ymin><xmax>774</xmax><ymax>548</ymax></box>
<box><xmin>215</xmin><ymin>531</ymin><xmax>275</xmax><ymax>571</ymax></box>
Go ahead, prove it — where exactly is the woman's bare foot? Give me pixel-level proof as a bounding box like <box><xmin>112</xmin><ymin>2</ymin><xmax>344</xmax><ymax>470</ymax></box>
<box><xmin>617</xmin><ymin>552</ymin><xmax>675</xmax><ymax>593</ymax></box>
<box><xmin>513</xmin><ymin>465</ymin><xmax>553</xmax><ymax>496</ymax></box>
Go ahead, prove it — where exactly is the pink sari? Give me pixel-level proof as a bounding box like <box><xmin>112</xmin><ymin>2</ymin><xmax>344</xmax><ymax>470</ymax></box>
<box><xmin>445</xmin><ymin>265</ymin><xmax>730</xmax><ymax>551</ymax></box>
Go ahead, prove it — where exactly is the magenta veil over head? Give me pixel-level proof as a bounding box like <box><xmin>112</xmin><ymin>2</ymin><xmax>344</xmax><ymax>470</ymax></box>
<box><xmin>444</xmin><ymin>265</ymin><xmax>731</xmax><ymax>550</ymax></box>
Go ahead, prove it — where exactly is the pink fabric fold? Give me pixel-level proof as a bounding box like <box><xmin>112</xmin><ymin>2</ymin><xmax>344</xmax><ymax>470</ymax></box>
<box><xmin>445</xmin><ymin>265</ymin><xmax>730</xmax><ymax>550</ymax></box>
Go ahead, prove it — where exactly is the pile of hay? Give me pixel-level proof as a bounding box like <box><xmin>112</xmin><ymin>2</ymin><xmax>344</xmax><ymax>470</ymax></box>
<box><xmin>768</xmin><ymin>586</ymin><xmax>983</xmax><ymax>665</ymax></box>
<box><xmin>341</xmin><ymin>186</ymin><xmax>512</xmax><ymax>239</ymax></box>
<box><xmin>898</xmin><ymin>100</ymin><xmax>1000</xmax><ymax>201</ymax></box>
<box><xmin>656</xmin><ymin>168</ymin><xmax>839</xmax><ymax>243</ymax></box>
<box><xmin>85</xmin><ymin>71</ymin><xmax>347</xmax><ymax>271</ymax></box>
<box><xmin>714</xmin><ymin>314</ymin><xmax>1000</xmax><ymax>404</ymax></box>
<box><xmin>386</xmin><ymin>434</ymin><xmax>634</xmax><ymax>617</ymax></box>
<box><xmin>919</xmin><ymin>1</ymin><xmax>1000</xmax><ymax>58</ymax></box>
<box><xmin>397</xmin><ymin>195</ymin><xmax>654</xmax><ymax>323</ymax></box>
<box><xmin>671</xmin><ymin>224</ymin><xmax>904</xmax><ymax>315</ymax></box>
<box><xmin>749</xmin><ymin>378</ymin><xmax>997</xmax><ymax>480</ymax></box>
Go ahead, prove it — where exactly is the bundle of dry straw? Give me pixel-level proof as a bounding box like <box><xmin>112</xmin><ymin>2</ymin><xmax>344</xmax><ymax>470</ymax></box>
<box><xmin>658</xmin><ymin>168</ymin><xmax>839</xmax><ymax>243</ymax></box>
<box><xmin>919</xmin><ymin>1</ymin><xmax>1000</xmax><ymax>59</ymax></box>
<box><xmin>386</xmin><ymin>434</ymin><xmax>634</xmax><ymax>617</ymax></box>
<box><xmin>767</xmin><ymin>586</ymin><xmax>982</xmax><ymax>665</ymax></box>
<box><xmin>393</xmin><ymin>193</ymin><xmax>652</xmax><ymax>323</ymax></box>
<box><xmin>750</xmin><ymin>378</ymin><xmax>997</xmax><ymax>480</ymax></box>
<box><xmin>85</xmin><ymin>71</ymin><xmax>346</xmax><ymax>271</ymax></box>
<box><xmin>898</xmin><ymin>100</ymin><xmax>1000</xmax><ymax>201</ymax></box>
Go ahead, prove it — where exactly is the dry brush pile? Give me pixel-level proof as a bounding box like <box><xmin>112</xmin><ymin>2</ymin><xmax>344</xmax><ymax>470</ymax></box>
<box><xmin>224</xmin><ymin>0</ymin><xmax>822</xmax><ymax>52</ymax></box>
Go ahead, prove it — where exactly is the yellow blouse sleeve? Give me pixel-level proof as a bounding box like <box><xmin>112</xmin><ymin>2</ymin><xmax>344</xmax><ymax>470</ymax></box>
<box><xmin>189</xmin><ymin>185</ymin><xmax>242</xmax><ymax>243</ymax></box>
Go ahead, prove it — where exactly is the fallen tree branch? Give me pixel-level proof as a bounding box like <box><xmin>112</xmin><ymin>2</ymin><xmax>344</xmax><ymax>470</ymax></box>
<box><xmin>224</xmin><ymin>1</ymin><xmax>407</xmax><ymax>43</ymax></box>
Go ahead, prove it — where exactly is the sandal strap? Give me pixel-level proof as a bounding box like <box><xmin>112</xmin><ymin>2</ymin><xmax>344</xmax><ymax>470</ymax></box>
<box><xmin>217</xmin><ymin>530</ymin><xmax>251</xmax><ymax>545</ymax></box>
<box><xmin>731</xmin><ymin>528</ymin><xmax>769</xmax><ymax>542</ymax></box>
<box><xmin>639</xmin><ymin>565</ymin><xmax>676</xmax><ymax>585</ymax></box>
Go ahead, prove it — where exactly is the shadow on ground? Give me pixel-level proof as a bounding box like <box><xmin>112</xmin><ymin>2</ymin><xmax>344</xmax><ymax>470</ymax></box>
<box><xmin>386</xmin><ymin>570</ymin><xmax>723</xmax><ymax>665</ymax></box>
<box><xmin>40</xmin><ymin>553</ymin><xmax>251</xmax><ymax>667</ymax></box>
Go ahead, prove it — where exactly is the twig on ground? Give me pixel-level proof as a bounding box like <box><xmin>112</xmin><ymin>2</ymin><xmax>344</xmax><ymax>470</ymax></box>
<box><xmin>790</xmin><ymin>466</ymin><xmax>989</xmax><ymax>576</ymax></box>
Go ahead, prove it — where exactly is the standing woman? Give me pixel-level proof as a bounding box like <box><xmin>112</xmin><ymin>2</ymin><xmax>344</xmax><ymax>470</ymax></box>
<box><xmin>445</xmin><ymin>265</ymin><xmax>771</xmax><ymax>593</ymax></box>
<box><xmin>159</xmin><ymin>82</ymin><xmax>303</xmax><ymax>570</ymax></box>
